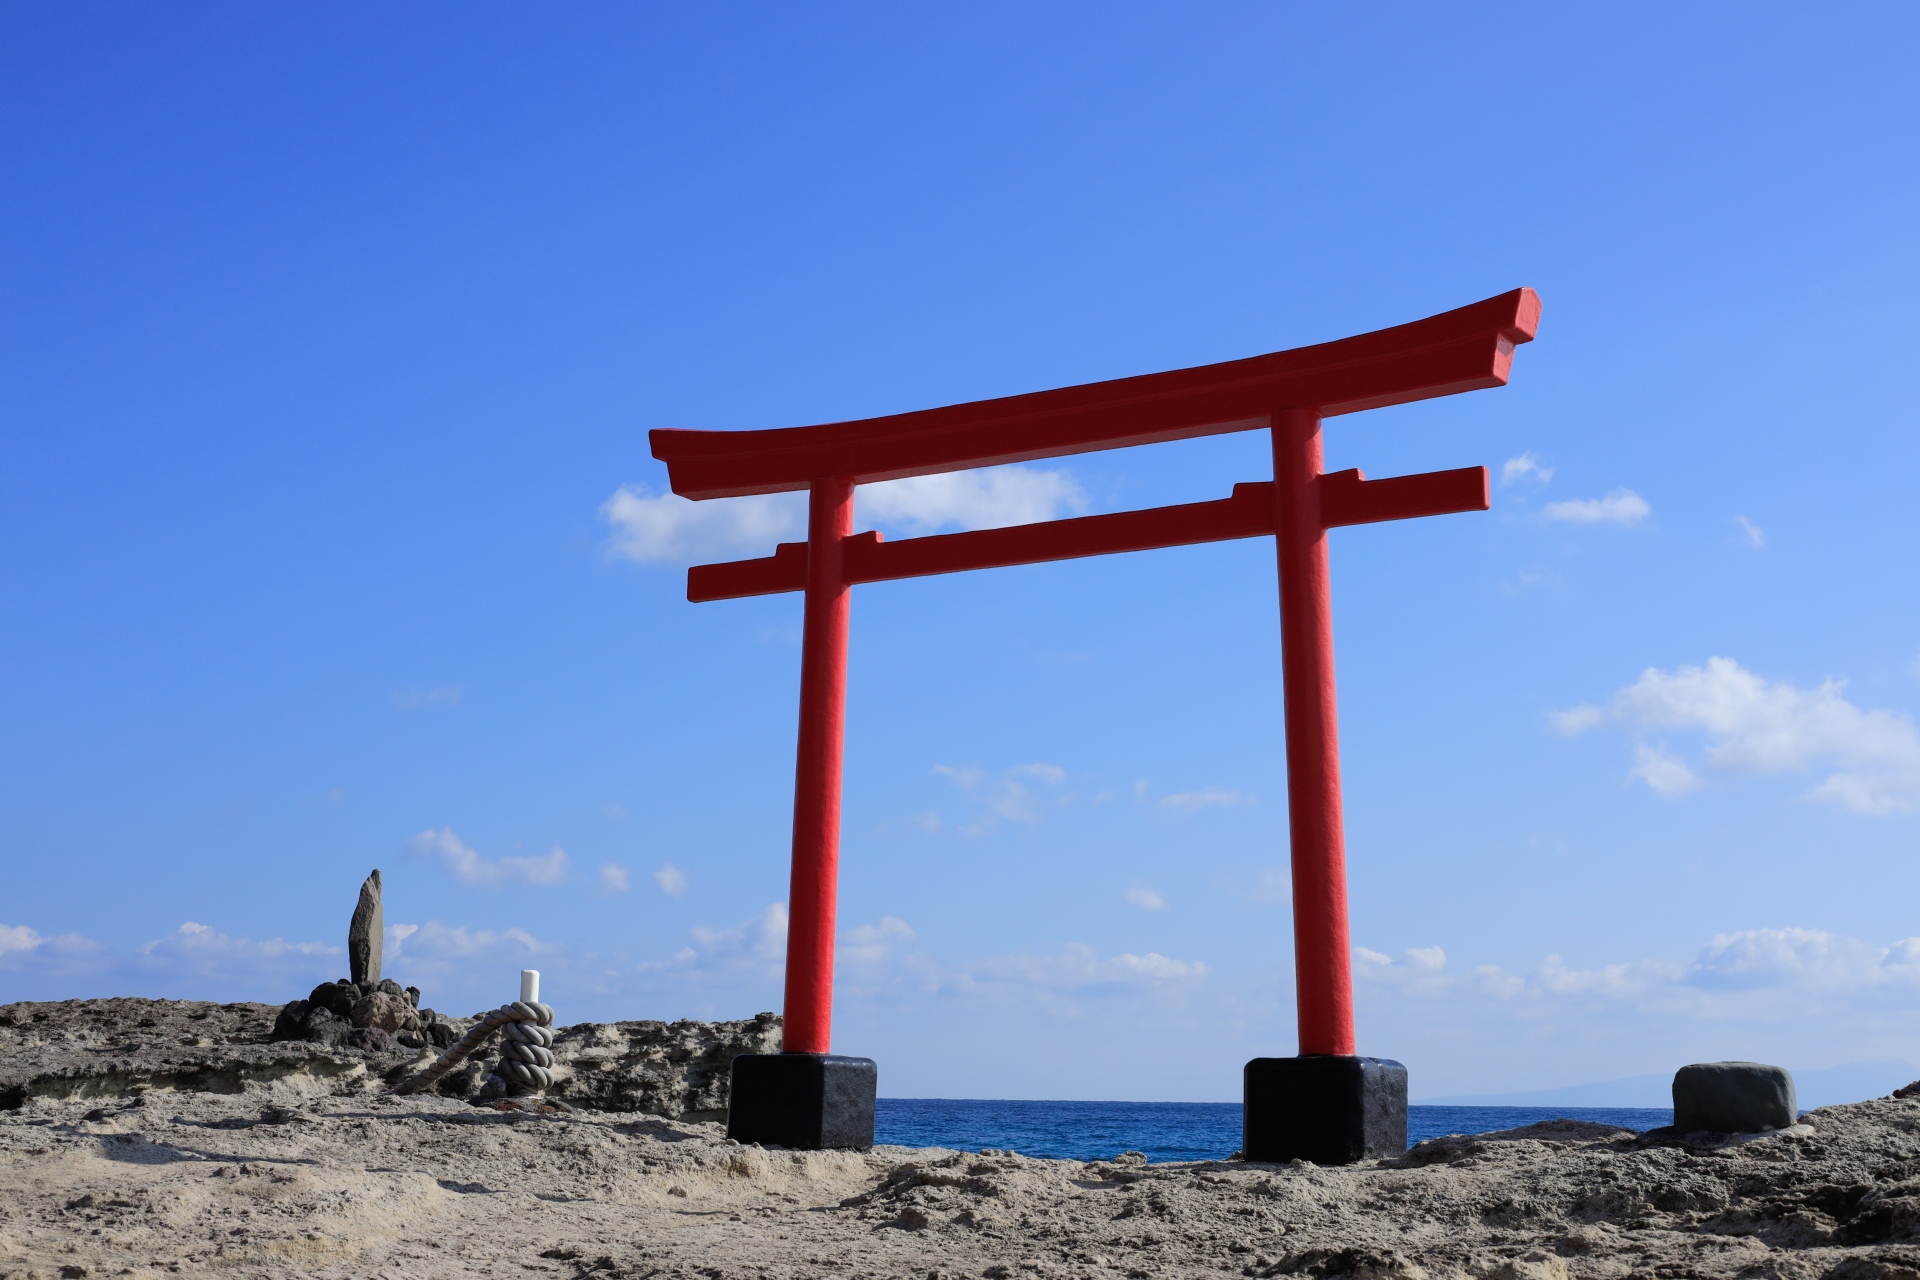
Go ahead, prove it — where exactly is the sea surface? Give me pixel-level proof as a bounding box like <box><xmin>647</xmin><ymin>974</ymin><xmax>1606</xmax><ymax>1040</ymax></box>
<box><xmin>874</xmin><ymin>1098</ymin><xmax>1674</xmax><ymax>1163</ymax></box>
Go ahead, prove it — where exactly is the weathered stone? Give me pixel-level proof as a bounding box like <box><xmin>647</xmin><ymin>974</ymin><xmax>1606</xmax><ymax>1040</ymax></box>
<box><xmin>306</xmin><ymin>980</ymin><xmax>355</xmax><ymax>1020</ymax></box>
<box><xmin>300</xmin><ymin>1007</ymin><xmax>348</xmax><ymax>1046</ymax></box>
<box><xmin>348</xmin><ymin>869</ymin><xmax>382</xmax><ymax>987</ymax></box>
<box><xmin>1674</xmin><ymin>1061</ymin><xmax>1798</xmax><ymax>1133</ymax></box>
<box><xmin>349</xmin><ymin>991</ymin><xmax>419</xmax><ymax>1034</ymax></box>
<box><xmin>375</xmin><ymin>978</ymin><xmax>405</xmax><ymax>1000</ymax></box>
<box><xmin>0</xmin><ymin>998</ymin><xmax>417</xmax><ymax>1108</ymax></box>
<box><xmin>404</xmin><ymin>985</ymin><xmax>421</xmax><ymax>1009</ymax></box>
<box><xmin>270</xmin><ymin>1000</ymin><xmax>311</xmax><ymax>1042</ymax></box>
<box><xmin>342</xmin><ymin>1026</ymin><xmax>391</xmax><ymax>1052</ymax></box>
<box><xmin>1</xmin><ymin>998</ymin><xmax>780</xmax><ymax>1120</ymax></box>
<box><xmin>536</xmin><ymin>1012</ymin><xmax>784</xmax><ymax>1120</ymax></box>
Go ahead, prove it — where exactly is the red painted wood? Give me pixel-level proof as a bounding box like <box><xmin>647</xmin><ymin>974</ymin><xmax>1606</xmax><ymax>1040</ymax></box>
<box><xmin>686</xmin><ymin>482</ymin><xmax>1281</xmax><ymax>603</ymax></box>
<box><xmin>652</xmin><ymin>289</ymin><xmax>1539</xmax><ymax>499</ymax></box>
<box><xmin>782</xmin><ymin>477</ymin><xmax>854</xmax><ymax>1055</ymax></box>
<box><xmin>1272</xmin><ymin>409</ymin><xmax>1356</xmax><ymax>1057</ymax></box>
<box><xmin>673</xmin><ymin>290</ymin><xmax>1539</xmax><ymax>1063</ymax></box>
<box><xmin>1318</xmin><ymin>466</ymin><xmax>1490</xmax><ymax>529</ymax></box>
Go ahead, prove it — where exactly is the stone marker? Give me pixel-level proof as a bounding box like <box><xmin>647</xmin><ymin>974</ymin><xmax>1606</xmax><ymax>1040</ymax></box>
<box><xmin>348</xmin><ymin>869</ymin><xmax>383</xmax><ymax>987</ymax></box>
<box><xmin>1673</xmin><ymin>1061</ymin><xmax>1797</xmax><ymax>1133</ymax></box>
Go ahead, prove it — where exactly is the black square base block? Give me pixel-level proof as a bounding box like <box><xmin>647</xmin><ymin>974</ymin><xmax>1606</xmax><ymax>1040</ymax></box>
<box><xmin>726</xmin><ymin>1053</ymin><xmax>877</xmax><ymax>1150</ymax></box>
<box><xmin>1244</xmin><ymin>1055</ymin><xmax>1407</xmax><ymax>1164</ymax></box>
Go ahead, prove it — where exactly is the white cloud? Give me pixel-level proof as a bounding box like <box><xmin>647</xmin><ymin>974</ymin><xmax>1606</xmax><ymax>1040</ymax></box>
<box><xmin>0</xmin><ymin>923</ymin><xmax>99</xmax><ymax>966</ymax></box>
<box><xmin>1500</xmin><ymin>453</ymin><xmax>1555</xmax><ymax>487</ymax></box>
<box><xmin>1161</xmin><ymin>786</ymin><xmax>1249</xmax><ymax>814</ymax></box>
<box><xmin>1628</xmin><ymin>744</ymin><xmax>1703</xmax><ymax>796</ymax></box>
<box><xmin>933</xmin><ymin>762</ymin><xmax>1068</xmax><ymax>832</ymax></box>
<box><xmin>1548</xmin><ymin>704</ymin><xmax>1605</xmax><ymax>735</ymax></box>
<box><xmin>385</xmin><ymin>920</ymin><xmax>548</xmax><ymax>962</ymax></box>
<box><xmin>393</xmin><ymin>686</ymin><xmax>463</xmax><ymax>710</ymax></box>
<box><xmin>599</xmin><ymin>863</ymin><xmax>631</xmax><ymax>894</ymax></box>
<box><xmin>601</xmin><ymin>464</ymin><xmax>1087</xmax><ymax>567</ymax></box>
<box><xmin>1</xmin><ymin>923</ymin><xmax>46</xmax><ymax>955</ymax></box>
<box><xmin>653</xmin><ymin>863</ymin><xmax>688</xmax><ymax>897</ymax></box>
<box><xmin>1542</xmin><ymin>488</ymin><xmax>1651</xmax><ymax>525</ymax></box>
<box><xmin>840</xmin><ymin>916</ymin><xmax>916</xmax><ymax>965</ymax></box>
<box><xmin>1354</xmin><ymin>945</ymin><xmax>1452</xmax><ymax>996</ymax></box>
<box><xmin>1689</xmin><ymin>927</ymin><xmax>1898</xmax><ymax>992</ymax></box>
<box><xmin>1105</xmin><ymin>952</ymin><xmax>1206</xmax><ymax>981</ymax></box>
<box><xmin>1126</xmin><ymin>887</ymin><xmax>1169</xmax><ymax>910</ymax></box>
<box><xmin>957</xmin><ymin>942</ymin><xmax>1208</xmax><ymax>994</ymax></box>
<box><xmin>1558</xmin><ymin>656</ymin><xmax>1920</xmax><ymax>814</ymax></box>
<box><xmin>857</xmin><ymin>465</ymin><xmax>1087</xmax><ymax>535</ymax></box>
<box><xmin>408</xmin><ymin>827</ymin><xmax>572</xmax><ymax>885</ymax></box>
<box><xmin>1733</xmin><ymin>515</ymin><xmax>1766</xmax><ymax>548</ymax></box>
<box><xmin>1412</xmin><ymin>927</ymin><xmax>1920</xmax><ymax>1018</ymax></box>
<box><xmin>141</xmin><ymin>921</ymin><xmax>336</xmax><ymax>962</ymax></box>
<box><xmin>688</xmin><ymin>904</ymin><xmax>789</xmax><ymax>965</ymax></box>
<box><xmin>601</xmin><ymin>485</ymin><xmax>805</xmax><ymax>564</ymax></box>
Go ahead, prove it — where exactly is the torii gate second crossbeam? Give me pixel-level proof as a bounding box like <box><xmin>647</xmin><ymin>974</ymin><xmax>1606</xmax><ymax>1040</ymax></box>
<box><xmin>652</xmin><ymin>288</ymin><xmax>1541</xmax><ymax>1160</ymax></box>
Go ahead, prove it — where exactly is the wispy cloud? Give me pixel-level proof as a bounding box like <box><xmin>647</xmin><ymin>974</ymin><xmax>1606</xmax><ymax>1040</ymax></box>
<box><xmin>1543</xmin><ymin>489</ymin><xmax>1651</xmax><ymax>525</ymax></box>
<box><xmin>1160</xmin><ymin>786</ymin><xmax>1249</xmax><ymax>814</ymax></box>
<box><xmin>408</xmin><ymin>827</ymin><xmax>572</xmax><ymax>886</ymax></box>
<box><xmin>932</xmin><ymin>762</ymin><xmax>1069</xmax><ymax>833</ymax></box>
<box><xmin>127</xmin><ymin>922</ymin><xmax>340</xmax><ymax>992</ymax></box>
<box><xmin>951</xmin><ymin>943</ymin><xmax>1208</xmax><ymax>997</ymax></box>
<box><xmin>840</xmin><ymin>916</ymin><xmax>916</xmax><ymax>965</ymax></box>
<box><xmin>599</xmin><ymin>863</ymin><xmax>631</xmax><ymax>894</ymax></box>
<box><xmin>653</xmin><ymin>863</ymin><xmax>688</xmax><ymax>897</ymax></box>
<box><xmin>857</xmin><ymin>466</ymin><xmax>1087</xmax><ymax>536</ymax></box>
<box><xmin>1125</xmin><ymin>887</ymin><xmax>1169</xmax><ymax>910</ymax></box>
<box><xmin>1500</xmin><ymin>453</ymin><xmax>1555</xmax><ymax>487</ymax></box>
<box><xmin>601</xmin><ymin>464</ymin><xmax>1088</xmax><ymax>566</ymax></box>
<box><xmin>1363</xmin><ymin>927</ymin><xmax>1920</xmax><ymax>1010</ymax></box>
<box><xmin>393</xmin><ymin>686</ymin><xmax>464</xmax><ymax>710</ymax></box>
<box><xmin>601</xmin><ymin>486</ymin><xmax>805</xmax><ymax>564</ymax></box>
<box><xmin>1554</xmin><ymin>656</ymin><xmax>1920</xmax><ymax>813</ymax></box>
<box><xmin>0</xmin><ymin>923</ymin><xmax>100</xmax><ymax>970</ymax></box>
<box><xmin>1733</xmin><ymin>515</ymin><xmax>1766</xmax><ymax>548</ymax></box>
<box><xmin>1627</xmin><ymin>744</ymin><xmax>1703</xmax><ymax>797</ymax></box>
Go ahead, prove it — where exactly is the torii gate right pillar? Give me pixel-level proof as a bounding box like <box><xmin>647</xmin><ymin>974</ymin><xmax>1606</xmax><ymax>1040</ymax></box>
<box><xmin>1244</xmin><ymin>407</ymin><xmax>1407</xmax><ymax>1165</ymax></box>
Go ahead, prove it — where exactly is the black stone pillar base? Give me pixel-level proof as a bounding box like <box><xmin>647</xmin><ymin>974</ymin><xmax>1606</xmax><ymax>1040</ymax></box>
<box><xmin>726</xmin><ymin>1053</ymin><xmax>877</xmax><ymax>1150</ymax></box>
<box><xmin>1243</xmin><ymin>1055</ymin><xmax>1407</xmax><ymax>1164</ymax></box>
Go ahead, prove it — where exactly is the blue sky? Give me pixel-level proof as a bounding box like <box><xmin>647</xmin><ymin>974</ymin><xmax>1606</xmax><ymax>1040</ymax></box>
<box><xmin>4</xmin><ymin>4</ymin><xmax>1918</xmax><ymax>1102</ymax></box>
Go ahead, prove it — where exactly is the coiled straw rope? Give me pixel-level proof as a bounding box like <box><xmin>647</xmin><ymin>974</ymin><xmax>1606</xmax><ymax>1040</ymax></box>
<box><xmin>390</xmin><ymin>1000</ymin><xmax>556</xmax><ymax>1098</ymax></box>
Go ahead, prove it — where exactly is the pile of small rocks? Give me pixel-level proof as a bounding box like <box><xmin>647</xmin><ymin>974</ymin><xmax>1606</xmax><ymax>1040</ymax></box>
<box><xmin>264</xmin><ymin>868</ymin><xmax>459</xmax><ymax>1054</ymax></box>
<box><xmin>268</xmin><ymin>978</ymin><xmax>457</xmax><ymax>1053</ymax></box>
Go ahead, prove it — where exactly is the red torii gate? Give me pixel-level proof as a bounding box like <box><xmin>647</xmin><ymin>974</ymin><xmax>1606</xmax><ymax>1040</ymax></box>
<box><xmin>653</xmin><ymin>288</ymin><xmax>1540</xmax><ymax>1159</ymax></box>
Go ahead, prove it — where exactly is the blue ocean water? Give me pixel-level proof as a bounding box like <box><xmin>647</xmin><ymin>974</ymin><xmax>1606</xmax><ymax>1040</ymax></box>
<box><xmin>874</xmin><ymin>1098</ymin><xmax>1674</xmax><ymax>1163</ymax></box>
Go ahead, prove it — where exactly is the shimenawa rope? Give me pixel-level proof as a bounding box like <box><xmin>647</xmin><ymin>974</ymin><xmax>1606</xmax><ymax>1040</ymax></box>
<box><xmin>390</xmin><ymin>999</ymin><xmax>556</xmax><ymax>1098</ymax></box>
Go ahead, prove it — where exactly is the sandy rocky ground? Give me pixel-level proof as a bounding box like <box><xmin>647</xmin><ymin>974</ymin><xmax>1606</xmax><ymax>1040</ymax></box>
<box><xmin>6</xmin><ymin>1001</ymin><xmax>1920</xmax><ymax>1280</ymax></box>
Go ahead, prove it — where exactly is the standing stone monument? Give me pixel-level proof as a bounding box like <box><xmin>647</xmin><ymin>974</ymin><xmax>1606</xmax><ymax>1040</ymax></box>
<box><xmin>349</xmin><ymin>869</ymin><xmax>383</xmax><ymax>987</ymax></box>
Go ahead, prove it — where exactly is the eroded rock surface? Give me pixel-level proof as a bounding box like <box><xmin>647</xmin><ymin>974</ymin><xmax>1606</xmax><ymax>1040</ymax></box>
<box><xmin>6</xmin><ymin>1082</ymin><xmax>1920</xmax><ymax>1279</ymax></box>
<box><xmin>1</xmin><ymin>999</ymin><xmax>779</xmax><ymax>1121</ymax></box>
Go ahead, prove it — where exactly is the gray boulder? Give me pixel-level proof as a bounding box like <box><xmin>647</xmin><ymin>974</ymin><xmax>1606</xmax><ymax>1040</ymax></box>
<box><xmin>348</xmin><ymin>869</ymin><xmax>382</xmax><ymax>987</ymax></box>
<box><xmin>1673</xmin><ymin>1061</ymin><xmax>1797</xmax><ymax>1133</ymax></box>
<box><xmin>306</xmin><ymin>981</ymin><xmax>356</xmax><ymax>1020</ymax></box>
<box><xmin>270</xmin><ymin>999</ymin><xmax>311</xmax><ymax>1042</ymax></box>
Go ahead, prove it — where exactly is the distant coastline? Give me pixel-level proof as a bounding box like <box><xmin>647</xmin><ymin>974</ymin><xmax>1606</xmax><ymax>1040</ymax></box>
<box><xmin>1415</xmin><ymin>1059</ymin><xmax>1917</xmax><ymax>1109</ymax></box>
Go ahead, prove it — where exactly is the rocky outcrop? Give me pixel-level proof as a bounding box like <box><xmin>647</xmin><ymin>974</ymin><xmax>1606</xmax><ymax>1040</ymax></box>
<box><xmin>0</xmin><ymin>998</ymin><xmax>779</xmax><ymax>1120</ymax></box>
<box><xmin>547</xmin><ymin>1013</ymin><xmax>780</xmax><ymax>1119</ymax></box>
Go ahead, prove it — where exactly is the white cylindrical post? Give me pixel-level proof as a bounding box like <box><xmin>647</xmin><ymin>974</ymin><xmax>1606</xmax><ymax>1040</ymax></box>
<box><xmin>520</xmin><ymin>969</ymin><xmax>540</xmax><ymax>1004</ymax></box>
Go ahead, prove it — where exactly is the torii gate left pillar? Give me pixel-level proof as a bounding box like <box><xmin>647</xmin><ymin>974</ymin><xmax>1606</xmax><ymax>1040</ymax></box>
<box><xmin>655</xmin><ymin>289</ymin><xmax>1540</xmax><ymax>1158</ymax></box>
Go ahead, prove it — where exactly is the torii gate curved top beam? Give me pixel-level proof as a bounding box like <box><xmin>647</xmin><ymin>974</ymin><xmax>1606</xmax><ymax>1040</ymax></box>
<box><xmin>651</xmin><ymin>288</ymin><xmax>1539</xmax><ymax>1078</ymax></box>
<box><xmin>652</xmin><ymin>288</ymin><xmax>1539</xmax><ymax>498</ymax></box>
